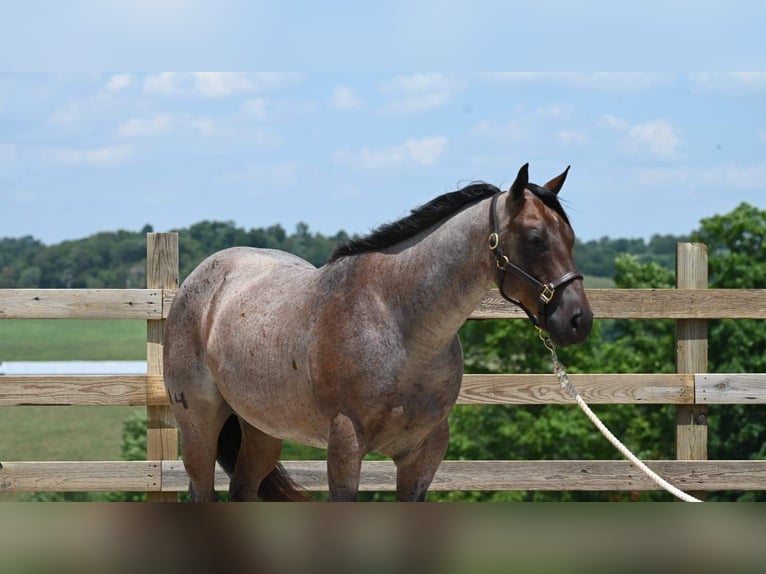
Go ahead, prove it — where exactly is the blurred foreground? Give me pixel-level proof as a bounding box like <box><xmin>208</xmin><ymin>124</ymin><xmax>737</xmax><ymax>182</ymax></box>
<box><xmin>2</xmin><ymin>503</ymin><xmax>765</xmax><ymax>574</ymax></box>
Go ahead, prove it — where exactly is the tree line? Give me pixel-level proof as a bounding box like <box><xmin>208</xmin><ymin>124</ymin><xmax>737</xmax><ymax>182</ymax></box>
<box><xmin>0</xmin><ymin>220</ymin><xmax>683</xmax><ymax>289</ymax></box>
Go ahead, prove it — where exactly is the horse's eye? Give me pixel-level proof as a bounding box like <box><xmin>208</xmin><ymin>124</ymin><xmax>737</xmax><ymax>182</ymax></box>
<box><xmin>525</xmin><ymin>230</ymin><xmax>546</xmax><ymax>248</ymax></box>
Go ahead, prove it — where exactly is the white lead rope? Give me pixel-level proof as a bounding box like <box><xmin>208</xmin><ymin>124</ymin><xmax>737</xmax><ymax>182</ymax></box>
<box><xmin>537</xmin><ymin>328</ymin><xmax>702</xmax><ymax>503</ymax></box>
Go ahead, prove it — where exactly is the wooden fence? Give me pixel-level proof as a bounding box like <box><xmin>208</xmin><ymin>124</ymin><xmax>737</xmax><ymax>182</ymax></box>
<box><xmin>1</xmin><ymin>234</ymin><xmax>766</xmax><ymax>499</ymax></box>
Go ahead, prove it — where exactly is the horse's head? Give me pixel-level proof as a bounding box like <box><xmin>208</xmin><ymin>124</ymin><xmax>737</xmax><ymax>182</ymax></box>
<box><xmin>490</xmin><ymin>163</ymin><xmax>593</xmax><ymax>346</ymax></box>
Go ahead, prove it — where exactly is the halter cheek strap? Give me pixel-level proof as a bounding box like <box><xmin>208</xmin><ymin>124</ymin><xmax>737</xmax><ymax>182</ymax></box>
<box><xmin>488</xmin><ymin>192</ymin><xmax>583</xmax><ymax>329</ymax></box>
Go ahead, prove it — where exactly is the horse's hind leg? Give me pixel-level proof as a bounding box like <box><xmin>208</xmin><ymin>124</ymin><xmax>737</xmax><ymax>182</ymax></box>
<box><xmin>228</xmin><ymin>419</ymin><xmax>283</xmax><ymax>502</ymax></box>
<box><xmin>166</xmin><ymin>362</ymin><xmax>231</xmax><ymax>501</ymax></box>
<box><xmin>393</xmin><ymin>419</ymin><xmax>450</xmax><ymax>501</ymax></box>
<box><xmin>174</xmin><ymin>401</ymin><xmax>231</xmax><ymax>502</ymax></box>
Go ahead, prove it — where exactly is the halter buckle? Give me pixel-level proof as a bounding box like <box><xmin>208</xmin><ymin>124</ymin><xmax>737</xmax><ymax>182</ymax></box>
<box><xmin>540</xmin><ymin>284</ymin><xmax>555</xmax><ymax>304</ymax></box>
<box><xmin>488</xmin><ymin>232</ymin><xmax>500</xmax><ymax>250</ymax></box>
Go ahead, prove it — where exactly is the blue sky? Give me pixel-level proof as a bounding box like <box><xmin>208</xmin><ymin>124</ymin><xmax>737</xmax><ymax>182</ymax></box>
<box><xmin>2</xmin><ymin>72</ymin><xmax>765</xmax><ymax>245</ymax></box>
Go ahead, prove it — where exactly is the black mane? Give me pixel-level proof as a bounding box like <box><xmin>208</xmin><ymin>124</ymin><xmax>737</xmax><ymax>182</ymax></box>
<box><xmin>526</xmin><ymin>183</ymin><xmax>571</xmax><ymax>226</ymax></box>
<box><xmin>328</xmin><ymin>183</ymin><xmax>500</xmax><ymax>262</ymax></box>
<box><xmin>328</xmin><ymin>181</ymin><xmax>570</xmax><ymax>262</ymax></box>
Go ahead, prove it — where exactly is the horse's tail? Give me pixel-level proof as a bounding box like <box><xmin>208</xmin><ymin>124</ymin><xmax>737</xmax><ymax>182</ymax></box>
<box><xmin>216</xmin><ymin>414</ymin><xmax>307</xmax><ymax>502</ymax></box>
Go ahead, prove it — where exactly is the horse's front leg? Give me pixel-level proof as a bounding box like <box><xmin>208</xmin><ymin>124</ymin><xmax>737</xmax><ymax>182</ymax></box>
<box><xmin>326</xmin><ymin>412</ymin><xmax>365</xmax><ymax>501</ymax></box>
<box><xmin>393</xmin><ymin>419</ymin><xmax>449</xmax><ymax>502</ymax></box>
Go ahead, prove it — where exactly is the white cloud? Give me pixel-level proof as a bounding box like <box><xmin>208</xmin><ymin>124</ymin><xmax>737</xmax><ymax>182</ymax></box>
<box><xmin>0</xmin><ymin>143</ymin><xmax>17</xmax><ymax>161</ymax></box>
<box><xmin>602</xmin><ymin>115</ymin><xmax>681</xmax><ymax>159</ymax></box>
<box><xmin>118</xmin><ymin>114</ymin><xmax>173</xmax><ymax>137</ymax></box>
<box><xmin>105</xmin><ymin>74</ymin><xmax>133</xmax><ymax>93</ymax></box>
<box><xmin>191</xmin><ymin>72</ymin><xmax>254</xmax><ymax>98</ymax></box>
<box><xmin>221</xmin><ymin>161</ymin><xmax>302</xmax><ymax>189</ymax></box>
<box><xmin>379</xmin><ymin>73</ymin><xmax>460</xmax><ymax>114</ymax></box>
<box><xmin>330</xmin><ymin>86</ymin><xmax>362</xmax><ymax>111</ymax></box>
<box><xmin>143</xmin><ymin>72</ymin><xmax>183</xmax><ymax>96</ymax></box>
<box><xmin>698</xmin><ymin>162</ymin><xmax>766</xmax><ymax>190</ymax></box>
<box><xmin>484</xmin><ymin>73</ymin><xmax>673</xmax><ymax>90</ymax></box>
<box><xmin>637</xmin><ymin>162</ymin><xmax>766</xmax><ymax>192</ymax></box>
<box><xmin>557</xmin><ymin>130</ymin><xmax>587</xmax><ymax>145</ymax></box>
<box><xmin>689</xmin><ymin>72</ymin><xmax>766</xmax><ymax>93</ymax></box>
<box><xmin>143</xmin><ymin>72</ymin><xmax>303</xmax><ymax>98</ymax></box>
<box><xmin>600</xmin><ymin>114</ymin><xmax>630</xmax><ymax>131</ymax></box>
<box><xmin>333</xmin><ymin>135</ymin><xmax>448</xmax><ymax>170</ymax></box>
<box><xmin>470</xmin><ymin>104</ymin><xmax>573</xmax><ymax>144</ymax></box>
<box><xmin>187</xmin><ymin>116</ymin><xmax>217</xmax><ymax>136</ymax></box>
<box><xmin>404</xmin><ymin>136</ymin><xmax>448</xmax><ymax>166</ymax></box>
<box><xmin>51</xmin><ymin>145</ymin><xmax>132</xmax><ymax>167</ymax></box>
<box><xmin>624</xmin><ymin>120</ymin><xmax>681</xmax><ymax>159</ymax></box>
<box><xmin>241</xmin><ymin>98</ymin><xmax>271</xmax><ymax>120</ymax></box>
<box><xmin>117</xmin><ymin>113</ymin><xmax>221</xmax><ymax>137</ymax></box>
<box><xmin>51</xmin><ymin>101</ymin><xmax>80</xmax><ymax>125</ymax></box>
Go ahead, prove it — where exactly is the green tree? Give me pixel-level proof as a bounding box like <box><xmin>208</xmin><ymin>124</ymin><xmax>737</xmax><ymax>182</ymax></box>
<box><xmin>691</xmin><ymin>203</ymin><xmax>766</xmax><ymax>500</ymax></box>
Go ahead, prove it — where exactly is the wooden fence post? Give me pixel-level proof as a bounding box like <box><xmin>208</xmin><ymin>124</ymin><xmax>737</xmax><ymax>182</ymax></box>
<box><xmin>675</xmin><ymin>242</ymin><xmax>708</xmax><ymax>499</ymax></box>
<box><xmin>146</xmin><ymin>233</ymin><xmax>179</xmax><ymax>501</ymax></box>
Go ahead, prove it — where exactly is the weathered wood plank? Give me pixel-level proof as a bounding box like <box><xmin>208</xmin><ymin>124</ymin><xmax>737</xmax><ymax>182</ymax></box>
<box><xmin>162</xmin><ymin>289</ymin><xmax>177</xmax><ymax>318</ymax></box>
<box><xmin>1</xmin><ymin>287</ymin><xmax>763</xmax><ymax>321</ymax></box>
<box><xmin>9</xmin><ymin>372</ymin><xmax>766</xmax><ymax>407</ymax></box>
<box><xmin>158</xmin><ymin>460</ymin><xmax>766</xmax><ymax>492</ymax></box>
<box><xmin>0</xmin><ymin>461</ymin><xmax>161</xmax><ymax>492</ymax></box>
<box><xmin>0</xmin><ymin>375</ymin><xmax>166</xmax><ymax>406</ymax></box>
<box><xmin>146</xmin><ymin>233</ymin><xmax>179</xmax><ymax>502</ymax></box>
<box><xmin>0</xmin><ymin>373</ymin><xmax>703</xmax><ymax>406</ymax></box>
<box><xmin>3</xmin><ymin>459</ymin><xmax>765</xmax><ymax>493</ymax></box>
<box><xmin>458</xmin><ymin>373</ymin><xmax>693</xmax><ymax>404</ymax></box>
<box><xmin>0</xmin><ymin>289</ymin><xmax>164</xmax><ymax>319</ymax></box>
<box><xmin>675</xmin><ymin>244</ymin><xmax>708</xmax><ymax>494</ymax></box>
<box><xmin>471</xmin><ymin>288</ymin><xmax>766</xmax><ymax>320</ymax></box>
<box><xmin>696</xmin><ymin>374</ymin><xmax>766</xmax><ymax>404</ymax></box>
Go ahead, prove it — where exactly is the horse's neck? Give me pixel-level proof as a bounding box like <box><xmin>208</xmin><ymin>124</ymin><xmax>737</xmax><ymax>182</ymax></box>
<box><xmin>369</xmin><ymin>198</ymin><xmax>495</xmax><ymax>345</ymax></box>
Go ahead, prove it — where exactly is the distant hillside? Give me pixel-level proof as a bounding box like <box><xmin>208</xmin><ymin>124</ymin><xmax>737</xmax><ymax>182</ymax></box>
<box><xmin>0</xmin><ymin>220</ymin><xmax>685</xmax><ymax>289</ymax></box>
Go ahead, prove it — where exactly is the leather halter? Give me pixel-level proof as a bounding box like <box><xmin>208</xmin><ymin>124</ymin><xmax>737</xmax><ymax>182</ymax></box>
<box><xmin>488</xmin><ymin>192</ymin><xmax>583</xmax><ymax>330</ymax></box>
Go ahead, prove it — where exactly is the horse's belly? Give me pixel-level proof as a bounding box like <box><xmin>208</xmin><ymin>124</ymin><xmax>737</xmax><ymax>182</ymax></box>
<box><xmin>214</xmin><ymin>369</ymin><xmax>329</xmax><ymax>448</ymax></box>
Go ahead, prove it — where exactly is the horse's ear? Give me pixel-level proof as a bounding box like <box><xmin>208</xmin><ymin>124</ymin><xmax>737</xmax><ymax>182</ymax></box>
<box><xmin>543</xmin><ymin>165</ymin><xmax>570</xmax><ymax>195</ymax></box>
<box><xmin>510</xmin><ymin>163</ymin><xmax>529</xmax><ymax>200</ymax></box>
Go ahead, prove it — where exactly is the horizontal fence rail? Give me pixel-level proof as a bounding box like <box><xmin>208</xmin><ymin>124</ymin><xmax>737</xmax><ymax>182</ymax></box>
<box><xmin>4</xmin><ymin>460</ymin><xmax>766</xmax><ymax>493</ymax></box>
<box><xmin>2</xmin><ymin>287</ymin><xmax>766</xmax><ymax>320</ymax></box>
<box><xmin>1</xmin><ymin>237</ymin><xmax>765</xmax><ymax>498</ymax></box>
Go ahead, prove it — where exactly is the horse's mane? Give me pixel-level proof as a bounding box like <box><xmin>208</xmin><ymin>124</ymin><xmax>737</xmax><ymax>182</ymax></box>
<box><xmin>328</xmin><ymin>181</ymin><xmax>570</xmax><ymax>262</ymax></box>
<box><xmin>328</xmin><ymin>183</ymin><xmax>500</xmax><ymax>262</ymax></box>
<box><xmin>526</xmin><ymin>183</ymin><xmax>571</xmax><ymax>226</ymax></box>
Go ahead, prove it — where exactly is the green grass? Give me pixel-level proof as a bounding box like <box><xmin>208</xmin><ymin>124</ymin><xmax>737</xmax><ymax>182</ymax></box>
<box><xmin>0</xmin><ymin>406</ymin><xmax>139</xmax><ymax>461</ymax></box>
<box><xmin>583</xmin><ymin>275</ymin><xmax>615</xmax><ymax>288</ymax></box>
<box><xmin>0</xmin><ymin>319</ymin><xmax>146</xmax><ymax>499</ymax></box>
<box><xmin>0</xmin><ymin>319</ymin><xmax>146</xmax><ymax>361</ymax></box>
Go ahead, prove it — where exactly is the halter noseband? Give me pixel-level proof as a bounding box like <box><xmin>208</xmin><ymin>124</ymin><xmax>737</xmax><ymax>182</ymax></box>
<box><xmin>488</xmin><ymin>192</ymin><xmax>583</xmax><ymax>330</ymax></box>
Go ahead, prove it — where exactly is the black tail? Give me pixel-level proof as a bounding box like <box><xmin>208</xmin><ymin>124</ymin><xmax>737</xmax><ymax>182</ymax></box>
<box><xmin>216</xmin><ymin>414</ymin><xmax>307</xmax><ymax>502</ymax></box>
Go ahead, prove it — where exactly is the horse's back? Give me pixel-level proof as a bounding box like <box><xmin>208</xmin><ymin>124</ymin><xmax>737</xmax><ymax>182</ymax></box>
<box><xmin>169</xmin><ymin>246</ymin><xmax>314</xmax><ymax>317</ymax></box>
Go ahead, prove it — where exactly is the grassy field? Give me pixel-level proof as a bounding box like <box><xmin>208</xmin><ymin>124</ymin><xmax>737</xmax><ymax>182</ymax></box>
<box><xmin>583</xmin><ymin>275</ymin><xmax>614</xmax><ymax>288</ymax></box>
<box><xmin>0</xmin><ymin>319</ymin><xmax>146</xmax><ymax>361</ymax></box>
<box><xmin>0</xmin><ymin>405</ymin><xmax>140</xmax><ymax>461</ymax></box>
<box><xmin>0</xmin><ymin>319</ymin><xmax>146</xmax><ymax>498</ymax></box>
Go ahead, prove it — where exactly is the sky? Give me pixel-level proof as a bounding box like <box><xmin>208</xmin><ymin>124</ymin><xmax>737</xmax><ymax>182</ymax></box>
<box><xmin>1</xmin><ymin>5</ymin><xmax>764</xmax><ymax>246</ymax></box>
<box><xmin>2</xmin><ymin>72</ymin><xmax>765</xmax><ymax>246</ymax></box>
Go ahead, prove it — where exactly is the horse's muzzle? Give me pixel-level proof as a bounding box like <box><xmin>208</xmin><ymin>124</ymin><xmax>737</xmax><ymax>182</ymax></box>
<box><xmin>548</xmin><ymin>300</ymin><xmax>593</xmax><ymax>347</ymax></box>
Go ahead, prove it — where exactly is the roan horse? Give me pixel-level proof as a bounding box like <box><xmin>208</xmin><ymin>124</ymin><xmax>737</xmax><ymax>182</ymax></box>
<box><xmin>163</xmin><ymin>163</ymin><xmax>593</xmax><ymax>501</ymax></box>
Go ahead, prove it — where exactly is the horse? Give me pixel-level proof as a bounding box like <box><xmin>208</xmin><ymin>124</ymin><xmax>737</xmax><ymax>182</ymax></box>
<box><xmin>163</xmin><ymin>163</ymin><xmax>593</xmax><ymax>501</ymax></box>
